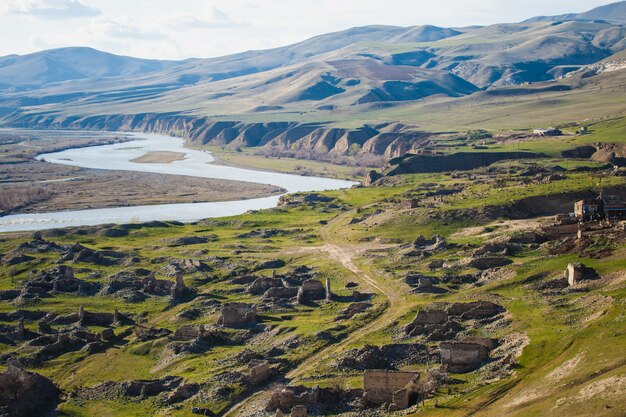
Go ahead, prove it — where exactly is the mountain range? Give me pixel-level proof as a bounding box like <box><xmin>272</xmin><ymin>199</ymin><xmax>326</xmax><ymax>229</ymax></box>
<box><xmin>0</xmin><ymin>1</ymin><xmax>625</xmax><ymax>159</ymax></box>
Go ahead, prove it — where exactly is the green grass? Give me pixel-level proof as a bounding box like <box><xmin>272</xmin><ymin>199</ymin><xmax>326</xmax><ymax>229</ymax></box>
<box><xmin>1</xmin><ymin>145</ymin><xmax>624</xmax><ymax>416</ymax></box>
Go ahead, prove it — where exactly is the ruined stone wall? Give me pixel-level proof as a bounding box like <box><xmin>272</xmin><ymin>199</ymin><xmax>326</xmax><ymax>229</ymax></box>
<box><xmin>440</xmin><ymin>342</ymin><xmax>490</xmax><ymax>373</ymax></box>
<box><xmin>363</xmin><ymin>370</ymin><xmax>419</xmax><ymax>404</ymax></box>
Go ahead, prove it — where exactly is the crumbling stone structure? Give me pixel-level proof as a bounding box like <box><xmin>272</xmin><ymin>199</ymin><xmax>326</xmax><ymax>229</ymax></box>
<box><xmin>564</xmin><ymin>262</ymin><xmax>597</xmax><ymax>286</ymax></box>
<box><xmin>266</xmin><ymin>385</ymin><xmax>362</xmax><ymax>414</ymax></box>
<box><xmin>468</xmin><ymin>256</ymin><xmax>513</xmax><ymax>270</ymax></box>
<box><xmin>297</xmin><ymin>279</ymin><xmax>326</xmax><ymax>304</ymax></box>
<box><xmin>405</xmin><ymin>309</ymin><xmax>460</xmax><ymax>339</ymax></box>
<box><xmin>172</xmin><ymin>271</ymin><xmax>187</xmax><ymax>299</ymax></box>
<box><xmin>446</xmin><ymin>301</ymin><xmax>503</xmax><ymax>320</ymax></box>
<box><xmin>217</xmin><ymin>303</ymin><xmax>256</xmax><ymax>327</ymax></box>
<box><xmin>248</xmin><ymin>277</ymin><xmax>284</xmax><ymax>295</ymax></box>
<box><xmin>363</xmin><ymin>370</ymin><xmax>420</xmax><ymax>410</ymax></box>
<box><xmin>248</xmin><ymin>360</ymin><xmax>271</xmax><ymax>385</ymax></box>
<box><xmin>290</xmin><ymin>405</ymin><xmax>308</xmax><ymax>417</ymax></box>
<box><xmin>439</xmin><ymin>341</ymin><xmax>491</xmax><ymax>373</ymax></box>
<box><xmin>173</xmin><ymin>325</ymin><xmax>202</xmax><ymax>341</ymax></box>
<box><xmin>265</xmin><ymin>287</ymin><xmax>299</xmax><ymax>299</ymax></box>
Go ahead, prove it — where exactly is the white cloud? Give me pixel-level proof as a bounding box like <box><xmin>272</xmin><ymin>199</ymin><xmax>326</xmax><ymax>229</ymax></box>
<box><xmin>90</xmin><ymin>16</ymin><xmax>165</xmax><ymax>40</ymax></box>
<box><xmin>0</xmin><ymin>0</ymin><xmax>618</xmax><ymax>59</ymax></box>
<box><xmin>166</xmin><ymin>6</ymin><xmax>248</xmax><ymax>30</ymax></box>
<box><xmin>0</xmin><ymin>0</ymin><xmax>101</xmax><ymax>19</ymax></box>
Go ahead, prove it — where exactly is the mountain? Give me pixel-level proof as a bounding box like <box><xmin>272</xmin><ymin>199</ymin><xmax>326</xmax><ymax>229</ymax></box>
<box><xmin>524</xmin><ymin>1</ymin><xmax>626</xmax><ymax>24</ymax></box>
<box><xmin>0</xmin><ymin>47</ymin><xmax>184</xmax><ymax>90</ymax></box>
<box><xmin>0</xmin><ymin>2</ymin><xmax>625</xmax><ymax>160</ymax></box>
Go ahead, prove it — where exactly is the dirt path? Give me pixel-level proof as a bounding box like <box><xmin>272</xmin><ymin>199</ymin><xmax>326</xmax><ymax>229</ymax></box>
<box><xmin>222</xmin><ymin>215</ymin><xmax>409</xmax><ymax>416</ymax></box>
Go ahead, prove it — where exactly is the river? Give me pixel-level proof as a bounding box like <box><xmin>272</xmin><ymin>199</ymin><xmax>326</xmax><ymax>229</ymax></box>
<box><xmin>0</xmin><ymin>131</ymin><xmax>356</xmax><ymax>232</ymax></box>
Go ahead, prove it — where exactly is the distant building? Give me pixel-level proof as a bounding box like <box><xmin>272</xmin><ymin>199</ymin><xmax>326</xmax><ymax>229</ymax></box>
<box><xmin>533</xmin><ymin>127</ymin><xmax>562</xmax><ymax>137</ymax></box>
<box><xmin>574</xmin><ymin>199</ymin><xmax>601</xmax><ymax>220</ymax></box>
<box><xmin>604</xmin><ymin>195</ymin><xmax>626</xmax><ymax>219</ymax></box>
<box><xmin>575</xmin><ymin>195</ymin><xmax>626</xmax><ymax>221</ymax></box>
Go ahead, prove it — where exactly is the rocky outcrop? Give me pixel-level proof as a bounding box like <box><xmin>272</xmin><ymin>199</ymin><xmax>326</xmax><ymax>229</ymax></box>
<box><xmin>386</xmin><ymin>151</ymin><xmax>543</xmax><ymax>175</ymax></box>
<box><xmin>3</xmin><ymin>112</ymin><xmax>432</xmax><ymax>160</ymax></box>
<box><xmin>0</xmin><ymin>365</ymin><xmax>59</xmax><ymax>417</ymax></box>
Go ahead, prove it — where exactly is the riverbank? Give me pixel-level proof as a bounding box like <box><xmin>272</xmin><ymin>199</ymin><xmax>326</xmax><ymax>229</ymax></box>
<box><xmin>0</xmin><ymin>161</ymin><xmax>285</xmax><ymax>215</ymax></box>
<box><xmin>0</xmin><ymin>131</ymin><xmax>355</xmax><ymax>232</ymax></box>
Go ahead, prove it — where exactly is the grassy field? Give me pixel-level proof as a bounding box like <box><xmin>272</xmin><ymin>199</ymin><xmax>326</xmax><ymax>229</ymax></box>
<box><xmin>192</xmin><ymin>145</ymin><xmax>373</xmax><ymax>180</ymax></box>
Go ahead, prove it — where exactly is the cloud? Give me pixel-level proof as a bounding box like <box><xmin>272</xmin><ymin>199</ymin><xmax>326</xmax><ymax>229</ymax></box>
<box><xmin>167</xmin><ymin>6</ymin><xmax>248</xmax><ymax>30</ymax></box>
<box><xmin>0</xmin><ymin>0</ymin><xmax>101</xmax><ymax>19</ymax></box>
<box><xmin>90</xmin><ymin>16</ymin><xmax>165</xmax><ymax>40</ymax></box>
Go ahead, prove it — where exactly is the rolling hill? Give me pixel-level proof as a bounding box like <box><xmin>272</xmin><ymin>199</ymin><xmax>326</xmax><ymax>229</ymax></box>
<box><xmin>525</xmin><ymin>0</ymin><xmax>626</xmax><ymax>24</ymax></box>
<box><xmin>0</xmin><ymin>47</ymin><xmax>184</xmax><ymax>90</ymax></box>
<box><xmin>0</xmin><ymin>2</ymin><xmax>625</xmax><ymax>161</ymax></box>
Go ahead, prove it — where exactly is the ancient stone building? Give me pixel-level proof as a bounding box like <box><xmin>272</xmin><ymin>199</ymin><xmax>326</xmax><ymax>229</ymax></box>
<box><xmin>217</xmin><ymin>303</ymin><xmax>257</xmax><ymax>327</ymax></box>
<box><xmin>363</xmin><ymin>370</ymin><xmax>420</xmax><ymax>410</ymax></box>
<box><xmin>297</xmin><ymin>279</ymin><xmax>326</xmax><ymax>304</ymax></box>
<box><xmin>265</xmin><ymin>287</ymin><xmax>298</xmax><ymax>299</ymax></box>
<box><xmin>439</xmin><ymin>341</ymin><xmax>491</xmax><ymax>373</ymax></box>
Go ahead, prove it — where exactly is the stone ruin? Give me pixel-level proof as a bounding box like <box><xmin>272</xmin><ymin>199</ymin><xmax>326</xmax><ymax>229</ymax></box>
<box><xmin>405</xmin><ymin>235</ymin><xmax>450</xmax><ymax>257</ymax></box>
<box><xmin>406</xmin><ymin>301</ymin><xmax>504</xmax><ymax>340</ymax></box>
<box><xmin>266</xmin><ymin>385</ymin><xmax>362</xmax><ymax>415</ymax></box>
<box><xmin>100</xmin><ymin>269</ymin><xmax>192</xmax><ymax>302</ymax></box>
<box><xmin>440</xmin><ymin>338</ymin><xmax>494</xmax><ymax>373</ymax></box>
<box><xmin>363</xmin><ymin>370</ymin><xmax>420</xmax><ymax>411</ymax></box>
<box><xmin>0</xmin><ymin>364</ymin><xmax>59</xmax><ymax>417</ymax></box>
<box><xmin>247</xmin><ymin>359</ymin><xmax>271</xmax><ymax>385</ymax></box>
<box><xmin>564</xmin><ymin>262</ymin><xmax>597</xmax><ymax>286</ymax></box>
<box><xmin>405</xmin><ymin>308</ymin><xmax>462</xmax><ymax>340</ymax></box>
<box><xmin>468</xmin><ymin>256</ymin><xmax>513</xmax><ymax>271</ymax></box>
<box><xmin>297</xmin><ymin>279</ymin><xmax>326</xmax><ymax>304</ymax></box>
<box><xmin>217</xmin><ymin>303</ymin><xmax>256</xmax><ymax>327</ymax></box>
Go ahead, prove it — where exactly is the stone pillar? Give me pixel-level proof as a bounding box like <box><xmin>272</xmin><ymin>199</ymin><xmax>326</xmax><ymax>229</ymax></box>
<box><xmin>16</xmin><ymin>318</ymin><xmax>25</xmax><ymax>339</ymax></box>
<box><xmin>78</xmin><ymin>305</ymin><xmax>85</xmax><ymax>325</ymax></box>
<box><xmin>173</xmin><ymin>271</ymin><xmax>186</xmax><ymax>298</ymax></box>
<box><xmin>577</xmin><ymin>222</ymin><xmax>584</xmax><ymax>240</ymax></box>
<box><xmin>113</xmin><ymin>307</ymin><xmax>122</xmax><ymax>325</ymax></box>
<box><xmin>325</xmin><ymin>277</ymin><xmax>332</xmax><ymax>301</ymax></box>
<box><xmin>566</xmin><ymin>263</ymin><xmax>583</xmax><ymax>286</ymax></box>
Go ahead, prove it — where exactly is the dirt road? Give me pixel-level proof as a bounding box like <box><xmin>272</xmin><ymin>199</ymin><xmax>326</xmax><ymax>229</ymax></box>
<box><xmin>222</xmin><ymin>214</ymin><xmax>409</xmax><ymax>416</ymax></box>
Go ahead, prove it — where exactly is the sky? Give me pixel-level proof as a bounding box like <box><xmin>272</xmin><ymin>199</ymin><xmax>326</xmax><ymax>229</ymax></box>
<box><xmin>0</xmin><ymin>0</ymin><xmax>618</xmax><ymax>60</ymax></box>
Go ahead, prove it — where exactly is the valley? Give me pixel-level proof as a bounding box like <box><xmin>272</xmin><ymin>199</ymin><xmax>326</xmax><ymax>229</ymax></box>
<box><xmin>0</xmin><ymin>2</ymin><xmax>625</xmax><ymax>417</ymax></box>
